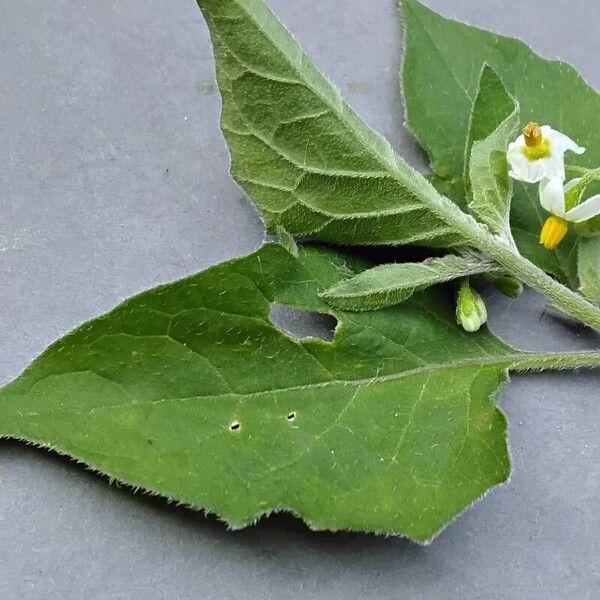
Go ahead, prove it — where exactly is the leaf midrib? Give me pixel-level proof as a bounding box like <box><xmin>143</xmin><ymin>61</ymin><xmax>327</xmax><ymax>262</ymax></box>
<box><xmin>213</xmin><ymin>0</ymin><xmax>445</xmax><ymax>210</ymax></box>
<box><xmin>3</xmin><ymin>353</ymin><xmax>525</xmax><ymax>421</ymax></box>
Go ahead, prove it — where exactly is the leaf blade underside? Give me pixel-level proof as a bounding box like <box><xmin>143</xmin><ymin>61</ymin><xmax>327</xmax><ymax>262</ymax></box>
<box><xmin>0</xmin><ymin>243</ymin><xmax>516</xmax><ymax>543</ymax></box>
<box><xmin>197</xmin><ymin>0</ymin><xmax>464</xmax><ymax>247</ymax></box>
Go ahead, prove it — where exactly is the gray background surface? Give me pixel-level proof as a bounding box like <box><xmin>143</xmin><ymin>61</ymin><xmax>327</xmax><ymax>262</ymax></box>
<box><xmin>1</xmin><ymin>0</ymin><xmax>599</xmax><ymax>598</ymax></box>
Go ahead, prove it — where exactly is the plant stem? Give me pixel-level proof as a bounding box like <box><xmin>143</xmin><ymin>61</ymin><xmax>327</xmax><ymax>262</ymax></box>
<box><xmin>480</xmin><ymin>236</ymin><xmax>600</xmax><ymax>331</ymax></box>
<box><xmin>508</xmin><ymin>350</ymin><xmax>600</xmax><ymax>372</ymax></box>
<box><xmin>405</xmin><ymin>169</ymin><xmax>600</xmax><ymax>331</ymax></box>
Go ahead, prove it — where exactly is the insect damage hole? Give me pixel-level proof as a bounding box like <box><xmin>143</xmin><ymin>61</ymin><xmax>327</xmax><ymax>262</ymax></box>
<box><xmin>229</xmin><ymin>420</ymin><xmax>241</xmax><ymax>432</ymax></box>
<box><xmin>269</xmin><ymin>304</ymin><xmax>337</xmax><ymax>341</ymax></box>
<box><xmin>286</xmin><ymin>411</ymin><xmax>296</xmax><ymax>422</ymax></box>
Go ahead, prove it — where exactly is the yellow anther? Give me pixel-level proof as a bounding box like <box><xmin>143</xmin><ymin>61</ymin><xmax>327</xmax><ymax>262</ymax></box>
<box><xmin>523</xmin><ymin>122</ymin><xmax>543</xmax><ymax>147</ymax></box>
<box><xmin>540</xmin><ymin>215</ymin><xmax>569</xmax><ymax>249</ymax></box>
<box><xmin>521</xmin><ymin>122</ymin><xmax>551</xmax><ymax>160</ymax></box>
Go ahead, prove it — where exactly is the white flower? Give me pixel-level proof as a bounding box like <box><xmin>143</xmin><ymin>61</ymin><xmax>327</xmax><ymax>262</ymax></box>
<box><xmin>538</xmin><ymin>177</ymin><xmax>600</xmax><ymax>249</ymax></box>
<box><xmin>540</xmin><ymin>178</ymin><xmax>600</xmax><ymax>222</ymax></box>
<box><xmin>507</xmin><ymin>123</ymin><xmax>585</xmax><ymax>184</ymax></box>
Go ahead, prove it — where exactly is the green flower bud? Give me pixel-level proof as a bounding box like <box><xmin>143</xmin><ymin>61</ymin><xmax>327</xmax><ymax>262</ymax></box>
<box><xmin>484</xmin><ymin>273</ymin><xmax>524</xmax><ymax>298</ymax></box>
<box><xmin>456</xmin><ymin>280</ymin><xmax>487</xmax><ymax>333</ymax></box>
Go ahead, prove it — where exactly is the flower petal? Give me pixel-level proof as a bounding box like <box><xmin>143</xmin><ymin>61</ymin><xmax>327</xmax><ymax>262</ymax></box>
<box><xmin>539</xmin><ymin>177</ymin><xmax>567</xmax><ymax>216</ymax></box>
<box><xmin>508</xmin><ymin>135</ymin><xmax>526</xmax><ymax>150</ymax></box>
<box><xmin>507</xmin><ymin>145</ymin><xmax>533</xmax><ymax>182</ymax></box>
<box><xmin>507</xmin><ymin>150</ymin><xmax>564</xmax><ymax>183</ymax></box>
<box><xmin>543</xmin><ymin>126</ymin><xmax>586</xmax><ymax>155</ymax></box>
<box><xmin>506</xmin><ymin>134</ymin><xmax>567</xmax><ymax>183</ymax></box>
<box><xmin>537</xmin><ymin>153</ymin><xmax>566</xmax><ymax>182</ymax></box>
<box><xmin>564</xmin><ymin>194</ymin><xmax>600</xmax><ymax>222</ymax></box>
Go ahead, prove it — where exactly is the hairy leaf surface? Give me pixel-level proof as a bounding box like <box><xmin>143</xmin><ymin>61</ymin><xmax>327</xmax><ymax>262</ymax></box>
<box><xmin>321</xmin><ymin>254</ymin><xmax>497</xmax><ymax>311</ymax></box>
<box><xmin>464</xmin><ymin>66</ymin><xmax>517</xmax><ymax>197</ymax></box>
<box><xmin>402</xmin><ymin>0</ymin><xmax>599</xmax><ymax>286</ymax></box>
<box><xmin>467</xmin><ymin>67</ymin><xmax>519</xmax><ymax>240</ymax></box>
<box><xmin>197</xmin><ymin>0</ymin><xmax>464</xmax><ymax>247</ymax></box>
<box><xmin>0</xmin><ymin>243</ymin><xmax>520</xmax><ymax>542</ymax></box>
<box><xmin>578</xmin><ymin>237</ymin><xmax>600</xmax><ymax>304</ymax></box>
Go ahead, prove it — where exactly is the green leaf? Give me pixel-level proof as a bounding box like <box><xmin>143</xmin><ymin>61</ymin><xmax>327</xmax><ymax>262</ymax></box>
<box><xmin>0</xmin><ymin>242</ymin><xmax>521</xmax><ymax>542</ymax></box>
<box><xmin>578</xmin><ymin>237</ymin><xmax>600</xmax><ymax>304</ymax></box>
<box><xmin>464</xmin><ymin>65</ymin><xmax>517</xmax><ymax>198</ymax></box>
<box><xmin>275</xmin><ymin>224</ymin><xmax>299</xmax><ymax>257</ymax></box>
<box><xmin>467</xmin><ymin>66</ymin><xmax>519</xmax><ymax>240</ymax></box>
<box><xmin>196</xmin><ymin>0</ymin><xmax>464</xmax><ymax>247</ymax></box>
<box><xmin>574</xmin><ymin>205</ymin><xmax>600</xmax><ymax>236</ymax></box>
<box><xmin>321</xmin><ymin>254</ymin><xmax>497</xmax><ymax>311</ymax></box>
<box><xmin>401</xmin><ymin>0</ymin><xmax>597</xmax><ymax>286</ymax></box>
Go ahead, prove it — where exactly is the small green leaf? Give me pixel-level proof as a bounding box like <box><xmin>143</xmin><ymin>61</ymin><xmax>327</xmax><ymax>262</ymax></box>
<box><xmin>0</xmin><ymin>242</ymin><xmax>521</xmax><ymax>542</ymax></box>
<box><xmin>467</xmin><ymin>67</ymin><xmax>519</xmax><ymax>240</ymax></box>
<box><xmin>577</xmin><ymin>237</ymin><xmax>600</xmax><ymax>304</ymax></box>
<box><xmin>321</xmin><ymin>254</ymin><xmax>497</xmax><ymax>311</ymax></box>
<box><xmin>464</xmin><ymin>65</ymin><xmax>517</xmax><ymax>197</ymax></box>
<box><xmin>401</xmin><ymin>0</ymin><xmax>596</xmax><ymax>286</ymax></box>
<box><xmin>196</xmin><ymin>0</ymin><xmax>463</xmax><ymax>247</ymax></box>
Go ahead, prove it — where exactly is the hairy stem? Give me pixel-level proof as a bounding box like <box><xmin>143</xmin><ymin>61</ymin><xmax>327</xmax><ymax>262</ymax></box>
<box><xmin>508</xmin><ymin>350</ymin><xmax>600</xmax><ymax>372</ymax></box>
<box><xmin>481</xmin><ymin>237</ymin><xmax>600</xmax><ymax>331</ymax></box>
<box><xmin>404</xmin><ymin>169</ymin><xmax>600</xmax><ymax>331</ymax></box>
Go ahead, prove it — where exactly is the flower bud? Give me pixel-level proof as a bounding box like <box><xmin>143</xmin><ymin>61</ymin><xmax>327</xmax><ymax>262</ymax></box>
<box><xmin>484</xmin><ymin>273</ymin><xmax>524</xmax><ymax>298</ymax></box>
<box><xmin>456</xmin><ymin>280</ymin><xmax>487</xmax><ymax>333</ymax></box>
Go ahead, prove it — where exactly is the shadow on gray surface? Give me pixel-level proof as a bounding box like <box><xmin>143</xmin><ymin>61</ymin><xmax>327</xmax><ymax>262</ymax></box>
<box><xmin>0</xmin><ymin>439</ymin><xmax>417</xmax><ymax>552</ymax></box>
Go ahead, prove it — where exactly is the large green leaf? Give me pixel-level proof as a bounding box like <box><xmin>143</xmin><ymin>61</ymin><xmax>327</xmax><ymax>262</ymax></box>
<box><xmin>402</xmin><ymin>0</ymin><xmax>598</xmax><ymax>286</ymax></box>
<box><xmin>0</xmin><ymin>242</ymin><xmax>524</xmax><ymax>542</ymax></box>
<box><xmin>197</xmin><ymin>0</ymin><xmax>463</xmax><ymax>247</ymax></box>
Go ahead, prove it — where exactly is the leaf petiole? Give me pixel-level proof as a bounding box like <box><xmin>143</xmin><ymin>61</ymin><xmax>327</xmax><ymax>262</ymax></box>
<box><xmin>508</xmin><ymin>350</ymin><xmax>600</xmax><ymax>372</ymax></box>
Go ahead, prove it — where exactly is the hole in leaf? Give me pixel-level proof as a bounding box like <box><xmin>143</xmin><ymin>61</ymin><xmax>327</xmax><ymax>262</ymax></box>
<box><xmin>229</xmin><ymin>421</ymin><xmax>240</xmax><ymax>432</ymax></box>
<box><xmin>269</xmin><ymin>304</ymin><xmax>336</xmax><ymax>341</ymax></box>
<box><xmin>287</xmin><ymin>411</ymin><xmax>296</xmax><ymax>422</ymax></box>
